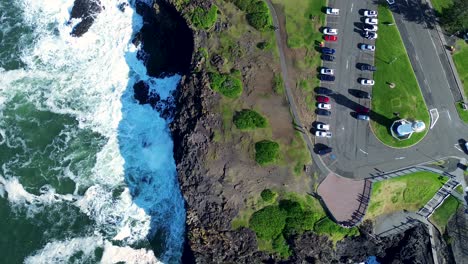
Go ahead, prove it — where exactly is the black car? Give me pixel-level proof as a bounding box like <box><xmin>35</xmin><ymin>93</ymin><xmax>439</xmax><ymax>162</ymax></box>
<box><xmin>322</xmin><ymin>47</ymin><xmax>336</xmax><ymax>54</ymax></box>
<box><xmin>316</xmin><ymin>109</ymin><xmax>331</xmax><ymax>116</ymax></box>
<box><xmin>316</xmin><ymin>87</ymin><xmax>333</xmax><ymax>95</ymax></box>
<box><xmin>317</xmin><ymin>147</ymin><xmax>333</xmax><ymax>155</ymax></box>
<box><xmin>356</xmin><ymin>90</ymin><xmax>371</xmax><ymax>99</ymax></box>
<box><xmin>360</xmin><ymin>64</ymin><xmax>377</xmax><ymax>71</ymax></box>
<box><xmin>321</xmin><ymin>54</ymin><xmax>335</xmax><ymax>61</ymax></box>
<box><xmin>319</xmin><ymin>74</ymin><xmax>335</xmax><ymax>81</ymax></box>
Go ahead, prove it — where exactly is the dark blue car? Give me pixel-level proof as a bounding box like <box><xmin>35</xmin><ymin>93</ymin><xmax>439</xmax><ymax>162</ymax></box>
<box><xmin>322</xmin><ymin>47</ymin><xmax>336</xmax><ymax>54</ymax></box>
<box><xmin>316</xmin><ymin>87</ymin><xmax>333</xmax><ymax>95</ymax></box>
<box><xmin>321</xmin><ymin>54</ymin><xmax>335</xmax><ymax>61</ymax></box>
<box><xmin>319</xmin><ymin>74</ymin><xmax>335</xmax><ymax>82</ymax></box>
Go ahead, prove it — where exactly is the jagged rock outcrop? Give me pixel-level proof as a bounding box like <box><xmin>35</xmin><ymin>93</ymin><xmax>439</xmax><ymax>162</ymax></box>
<box><xmin>69</xmin><ymin>0</ymin><xmax>102</xmax><ymax>37</ymax></box>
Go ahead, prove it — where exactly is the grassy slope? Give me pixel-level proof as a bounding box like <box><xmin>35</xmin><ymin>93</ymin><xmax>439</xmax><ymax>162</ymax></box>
<box><xmin>455</xmin><ymin>101</ymin><xmax>468</xmax><ymax>123</ymax></box>
<box><xmin>366</xmin><ymin>172</ymin><xmax>448</xmax><ymax>219</ymax></box>
<box><xmin>429</xmin><ymin>195</ymin><xmax>460</xmax><ymax>233</ymax></box>
<box><xmin>371</xmin><ymin>5</ymin><xmax>430</xmax><ymax>148</ymax></box>
<box><xmin>430</xmin><ymin>0</ymin><xmax>453</xmax><ymax>14</ymax></box>
<box><xmin>453</xmin><ymin>39</ymin><xmax>468</xmax><ymax>97</ymax></box>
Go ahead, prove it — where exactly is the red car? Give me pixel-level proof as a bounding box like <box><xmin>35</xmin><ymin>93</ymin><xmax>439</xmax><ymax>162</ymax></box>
<box><xmin>356</xmin><ymin>106</ymin><xmax>370</xmax><ymax>113</ymax></box>
<box><xmin>324</xmin><ymin>35</ymin><xmax>337</xmax><ymax>42</ymax></box>
<box><xmin>316</xmin><ymin>96</ymin><xmax>330</xmax><ymax>103</ymax></box>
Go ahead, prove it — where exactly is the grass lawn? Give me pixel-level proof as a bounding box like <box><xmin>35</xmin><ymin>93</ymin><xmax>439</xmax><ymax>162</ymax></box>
<box><xmin>455</xmin><ymin>101</ymin><xmax>468</xmax><ymax>123</ymax></box>
<box><xmin>371</xmin><ymin>5</ymin><xmax>430</xmax><ymax>148</ymax></box>
<box><xmin>366</xmin><ymin>172</ymin><xmax>448</xmax><ymax>219</ymax></box>
<box><xmin>453</xmin><ymin>40</ymin><xmax>468</xmax><ymax>98</ymax></box>
<box><xmin>429</xmin><ymin>195</ymin><xmax>460</xmax><ymax>233</ymax></box>
<box><xmin>430</xmin><ymin>0</ymin><xmax>453</xmax><ymax>14</ymax></box>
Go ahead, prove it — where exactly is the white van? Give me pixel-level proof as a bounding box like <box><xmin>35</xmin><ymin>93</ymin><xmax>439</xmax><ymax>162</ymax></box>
<box><xmin>326</xmin><ymin>8</ymin><xmax>339</xmax><ymax>15</ymax></box>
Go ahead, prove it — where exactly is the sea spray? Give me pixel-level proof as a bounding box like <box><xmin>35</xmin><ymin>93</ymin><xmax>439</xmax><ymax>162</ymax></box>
<box><xmin>0</xmin><ymin>0</ymin><xmax>186</xmax><ymax>262</ymax></box>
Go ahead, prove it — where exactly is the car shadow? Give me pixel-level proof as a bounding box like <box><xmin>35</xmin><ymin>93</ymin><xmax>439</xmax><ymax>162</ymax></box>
<box><xmin>348</xmin><ymin>89</ymin><xmax>364</xmax><ymax>98</ymax></box>
<box><xmin>358</xmin><ymin>9</ymin><xmax>366</xmax><ymax>16</ymax></box>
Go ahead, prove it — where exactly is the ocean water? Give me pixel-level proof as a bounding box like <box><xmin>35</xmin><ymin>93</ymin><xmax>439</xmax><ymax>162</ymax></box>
<box><xmin>0</xmin><ymin>0</ymin><xmax>185</xmax><ymax>263</ymax></box>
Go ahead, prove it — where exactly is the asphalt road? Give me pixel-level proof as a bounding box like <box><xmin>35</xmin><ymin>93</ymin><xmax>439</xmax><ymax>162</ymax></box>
<box><xmin>316</xmin><ymin>0</ymin><xmax>468</xmax><ymax>179</ymax></box>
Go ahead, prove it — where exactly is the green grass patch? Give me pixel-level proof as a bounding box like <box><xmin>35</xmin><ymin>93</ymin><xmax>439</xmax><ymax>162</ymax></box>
<box><xmin>272</xmin><ymin>0</ymin><xmax>326</xmax><ymax>48</ymax></box>
<box><xmin>455</xmin><ymin>184</ymin><xmax>463</xmax><ymax>194</ymax></box>
<box><xmin>282</xmin><ymin>132</ymin><xmax>311</xmax><ymax>176</ymax></box>
<box><xmin>255</xmin><ymin>140</ymin><xmax>280</xmax><ymax>165</ymax></box>
<box><xmin>429</xmin><ymin>195</ymin><xmax>460</xmax><ymax>233</ymax></box>
<box><xmin>230</xmin><ymin>0</ymin><xmax>273</xmax><ymax>31</ymax></box>
<box><xmin>367</xmin><ymin>171</ymin><xmax>448</xmax><ymax>219</ymax></box>
<box><xmin>209</xmin><ymin>71</ymin><xmax>243</xmax><ymax>98</ymax></box>
<box><xmin>190</xmin><ymin>5</ymin><xmax>218</xmax><ymax>30</ymax></box>
<box><xmin>430</xmin><ymin>0</ymin><xmax>453</xmax><ymax>14</ymax></box>
<box><xmin>453</xmin><ymin>39</ymin><xmax>468</xmax><ymax>98</ymax></box>
<box><xmin>314</xmin><ymin>218</ymin><xmax>360</xmax><ymax>243</ymax></box>
<box><xmin>233</xmin><ymin>109</ymin><xmax>268</xmax><ymax>129</ymax></box>
<box><xmin>455</xmin><ymin>101</ymin><xmax>468</xmax><ymax>123</ymax></box>
<box><xmin>273</xmin><ymin>74</ymin><xmax>284</xmax><ymax>95</ymax></box>
<box><xmin>371</xmin><ymin>5</ymin><xmax>430</xmax><ymax>148</ymax></box>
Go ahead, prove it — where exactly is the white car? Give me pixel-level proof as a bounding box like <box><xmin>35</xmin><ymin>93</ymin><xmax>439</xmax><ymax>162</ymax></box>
<box><xmin>316</xmin><ymin>131</ymin><xmax>332</xmax><ymax>138</ymax></box>
<box><xmin>365</xmin><ymin>18</ymin><xmax>378</xmax><ymax>25</ymax></box>
<box><xmin>360</xmin><ymin>44</ymin><xmax>375</xmax><ymax>51</ymax></box>
<box><xmin>326</xmin><ymin>8</ymin><xmax>339</xmax><ymax>15</ymax></box>
<box><xmin>387</xmin><ymin>0</ymin><xmax>395</xmax><ymax>4</ymax></box>
<box><xmin>364</xmin><ymin>31</ymin><xmax>378</xmax><ymax>39</ymax></box>
<box><xmin>317</xmin><ymin>103</ymin><xmax>331</xmax><ymax>110</ymax></box>
<box><xmin>323</xmin><ymin>27</ymin><xmax>338</xmax><ymax>35</ymax></box>
<box><xmin>360</xmin><ymin>79</ymin><xmax>375</xmax><ymax>86</ymax></box>
<box><xmin>320</xmin><ymin>68</ymin><xmax>335</xmax><ymax>75</ymax></box>
<box><xmin>363</xmin><ymin>24</ymin><xmax>378</xmax><ymax>31</ymax></box>
<box><xmin>364</xmin><ymin>10</ymin><xmax>378</xmax><ymax>17</ymax></box>
<box><xmin>317</xmin><ymin>123</ymin><xmax>330</xmax><ymax>130</ymax></box>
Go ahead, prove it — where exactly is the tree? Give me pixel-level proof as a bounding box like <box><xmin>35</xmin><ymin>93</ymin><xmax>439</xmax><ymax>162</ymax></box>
<box><xmin>439</xmin><ymin>0</ymin><xmax>468</xmax><ymax>34</ymax></box>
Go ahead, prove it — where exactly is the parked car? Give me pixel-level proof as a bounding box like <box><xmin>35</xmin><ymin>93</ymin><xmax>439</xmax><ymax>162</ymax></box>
<box><xmin>363</xmin><ymin>24</ymin><xmax>378</xmax><ymax>31</ymax></box>
<box><xmin>316</xmin><ymin>95</ymin><xmax>330</xmax><ymax>103</ymax></box>
<box><xmin>360</xmin><ymin>43</ymin><xmax>375</xmax><ymax>51</ymax></box>
<box><xmin>317</xmin><ymin>103</ymin><xmax>331</xmax><ymax>110</ymax></box>
<box><xmin>356</xmin><ymin>106</ymin><xmax>370</xmax><ymax>113</ymax></box>
<box><xmin>321</xmin><ymin>54</ymin><xmax>335</xmax><ymax>61</ymax></box>
<box><xmin>320</xmin><ymin>68</ymin><xmax>335</xmax><ymax>75</ymax></box>
<box><xmin>363</xmin><ymin>31</ymin><xmax>378</xmax><ymax>39</ymax></box>
<box><xmin>364</xmin><ymin>10</ymin><xmax>378</xmax><ymax>17</ymax></box>
<box><xmin>320</xmin><ymin>74</ymin><xmax>335</xmax><ymax>81</ymax></box>
<box><xmin>360</xmin><ymin>78</ymin><xmax>375</xmax><ymax>85</ymax></box>
<box><xmin>365</xmin><ymin>18</ymin><xmax>378</xmax><ymax>25</ymax></box>
<box><xmin>316</xmin><ymin>87</ymin><xmax>333</xmax><ymax>95</ymax></box>
<box><xmin>324</xmin><ymin>35</ymin><xmax>338</xmax><ymax>42</ymax></box>
<box><xmin>326</xmin><ymin>7</ymin><xmax>339</xmax><ymax>15</ymax></box>
<box><xmin>316</xmin><ymin>109</ymin><xmax>331</xmax><ymax>116</ymax></box>
<box><xmin>315</xmin><ymin>131</ymin><xmax>332</xmax><ymax>138</ymax></box>
<box><xmin>357</xmin><ymin>114</ymin><xmax>370</xmax><ymax>121</ymax></box>
<box><xmin>355</xmin><ymin>90</ymin><xmax>371</xmax><ymax>99</ymax></box>
<box><xmin>323</xmin><ymin>27</ymin><xmax>338</xmax><ymax>35</ymax></box>
<box><xmin>387</xmin><ymin>0</ymin><xmax>395</xmax><ymax>5</ymax></box>
<box><xmin>317</xmin><ymin>147</ymin><xmax>333</xmax><ymax>155</ymax></box>
<box><xmin>322</xmin><ymin>47</ymin><xmax>336</xmax><ymax>54</ymax></box>
<box><xmin>360</xmin><ymin>64</ymin><xmax>377</xmax><ymax>71</ymax></box>
<box><xmin>316</xmin><ymin>123</ymin><xmax>330</xmax><ymax>130</ymax></box>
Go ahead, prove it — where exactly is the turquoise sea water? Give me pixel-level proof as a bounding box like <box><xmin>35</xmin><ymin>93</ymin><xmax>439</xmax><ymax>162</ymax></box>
<box><xmin>0</xmin><ymin>0</ymin><xmax>184</xmax><ymax>263</ymax></box>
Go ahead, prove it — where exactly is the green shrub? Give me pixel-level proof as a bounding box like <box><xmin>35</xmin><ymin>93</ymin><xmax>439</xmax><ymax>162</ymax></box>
<box><xmin>209</xmin><ymin>72</ymin><xmax>243</xmax><ymax>98</ymax></box>
<box><xmin>249</xmin><ymin>205</ymin><xmax>287</xmax><ymax>239</ymax></box>
<box><xmin>232</xmin><ymin>0</ymin><xmax>254</xmax><ymax>11</ymax></box>
<box><xmin>231</xmin><ymin>0</ymin><xmax>272</xmax><ymax>31</ymax></box>
<box><xmin>190</xmin><ymin>5</ymin><xmax>218</xmax><ymax>30</ymax></box>
<box><xmin>314</xmin><ymin>218</ymin><xmax>359</xmax><ymax>238</ymax></box>
<box><xmin>233</xmin><ymin>109</ymin><xmax>267</xmax><ymax>129</ymax></box>
<box><xmin>255</xmin><ymin>140</ymin><xmax>280</xmax><ymax>165</ymax></box>
<box><xmin>280</xmin><ymin>200</ymin><xmax>321</xmax><ymax>236</ymax></box>
<box><xmin>272</xmin><ymin>234</ymin><xmax>291</xmax><ymax>258</ymax></box>
<box><xmin>256</xmin><ymin>41</ymin><xmax>270</xmax><ymax>50</ymax></box>
<box><xmin>273</xmin><ymin>74</ymin><xmax>284</xmax><ymax>94</ymax></box>
<box><xmin>247</xmin><ymin>11</ymin><xmax>271</xmax><ymax>31</ymax></box>
<box><xmin>260</xmin><ymin>189</ymin><xmax>276</xmax><ymax>202</ymax></box>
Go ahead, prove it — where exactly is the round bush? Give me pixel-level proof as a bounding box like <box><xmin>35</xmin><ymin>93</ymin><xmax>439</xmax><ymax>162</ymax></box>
<box><xmin>255</xmin><ymin>140</ymin><xmax>280</xmax><ymax>165</ymax></box>
<box><xmin>209</xmin><ymin>72</ymin><xmax>243</xmax><ymax>98</ymax></box>
<box><xmin>233</xmin><ymin>109</ymin><xmax>267</xmax><ymax>130</ymax></box>
<box><xmin>249</xmin><ymin>205</ymin><xmax>286</xmax><ymax>239</ymax></box>
<box><xmin>261</xmin><ymin>189</ymin><xmax>276</xmax><ymax>202</ymax></box>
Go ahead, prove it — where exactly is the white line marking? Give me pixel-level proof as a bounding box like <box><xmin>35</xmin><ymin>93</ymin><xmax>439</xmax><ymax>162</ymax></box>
<box><xmin>359</xmin><ymin>148</ymin><xmax>368</xmax><ymax>155</ymax></box>
<box><xmin>395</xmin><ymin>157</ymin><xmax>406</xmax><ymax>160</ymax></box>
<box><xmin>446</xmin><ymin>111</ymin><xmax>451</xmax><ymax>121</ymax></box>
<box><xmin>346</xmin><ymin>60</ymin><xmax>349</xmax><ymax>69</ymax></box>
<box><xmin>350</xmin><ymin>3</ymin><xmax>354</xmax><ymax>12</ymax></box>
<box><xmin>429</xmin><ymin>108</ymin><xmax>439</xmax><ymax>129</ymax></box>
<box><xmin>454</xmin><ymin>144</ymin><xmax>463</xmax><ymax>152</ymax></box>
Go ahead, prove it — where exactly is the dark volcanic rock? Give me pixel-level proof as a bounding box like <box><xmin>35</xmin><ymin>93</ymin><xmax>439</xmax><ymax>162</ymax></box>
<box><xmin>69</xmin><ymin>0</ymin><xmax>102</xmax><ymax>37</ymax></box>
<box><xmin>136</xmin><ymin>0</ymin><xmax>194</xmax><ymax>77</ymax></box>
<box><xmin>133</xmin><ymin>80</ymin><xmax>176</xmax><ymax>120</ymax></box>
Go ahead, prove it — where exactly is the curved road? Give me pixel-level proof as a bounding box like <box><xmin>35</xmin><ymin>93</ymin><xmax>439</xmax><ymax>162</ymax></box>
<box><xmin>266</xmin><ymin>0</ymin><xmax>468</xmax><ymax>180</ymax></box>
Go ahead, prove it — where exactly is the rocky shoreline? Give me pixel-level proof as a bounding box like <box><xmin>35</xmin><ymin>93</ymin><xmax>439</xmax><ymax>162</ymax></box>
<box><xmin>68</xmin><ymin>0</ymin><xmax>447</xmax><ymax>262</ymax></box>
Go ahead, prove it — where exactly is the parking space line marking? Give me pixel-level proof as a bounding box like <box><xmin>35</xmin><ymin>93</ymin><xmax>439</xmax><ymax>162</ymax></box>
<box><xmin>359</xmin><ymin>149</ymin><xmax>368</xmax><ymax>155</ymax></box>
<box><xmin>454</xmin><ymin>144</ymin><xmax>463</xmax><ymax>152</ymax></box>
<box><xmin>395</xmin><ymin>157</ymin><xmax>406</xmax><ymax>160</ymax></box>
<box><xmin>350</xmin><ymin>3</ymin><xmax>354</xmax><ymax>12</ymax></box>
<box><xmin>346</xmin><ymin>60</ymin><xmax>349</xmax><ymax>69</ymax></box>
